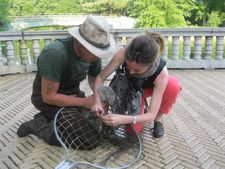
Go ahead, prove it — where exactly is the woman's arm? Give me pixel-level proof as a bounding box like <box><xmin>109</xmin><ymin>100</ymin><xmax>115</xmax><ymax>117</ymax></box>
<box><xmin>100</xmin><ymin>67</ymin><xmax>169</xmax><ymax>126</ymax></box>
<box><xmin>92</xmin><ymin>48</ymin><xmax>125</xmax><ymax>113</ymax></box>
<box><xmin>137</xmin><ymin>66</ymin><xmax>169</xmax><ymax>123</ymax></box>
<box><xmin>88</xmin><ymin>75</ymin><xmax>96</xmax><ymax>91</ymax></box>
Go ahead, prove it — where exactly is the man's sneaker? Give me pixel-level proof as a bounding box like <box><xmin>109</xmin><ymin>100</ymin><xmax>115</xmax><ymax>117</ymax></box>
<box><xmin>153</xmin><ymin>121</ymin><xmax>164</xmax><ymax>138</ymax></box>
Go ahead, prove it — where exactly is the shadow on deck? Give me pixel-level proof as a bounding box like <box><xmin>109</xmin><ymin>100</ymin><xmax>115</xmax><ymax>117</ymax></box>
<box><xmin>0</xmin><ymin>70</ymin><xmax>225</xmax><ymax>169</ymax></box>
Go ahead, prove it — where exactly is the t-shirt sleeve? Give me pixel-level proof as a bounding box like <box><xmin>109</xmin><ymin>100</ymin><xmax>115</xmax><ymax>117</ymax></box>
<box><xmin>37</xmin><ymin>49</ymin><xmax>66</xmax><ymax>82</ymax></box>
<box><xmin>88</xmin><ymin>59</ymin><xmax>102</xmax><ymax>77</ymax></box>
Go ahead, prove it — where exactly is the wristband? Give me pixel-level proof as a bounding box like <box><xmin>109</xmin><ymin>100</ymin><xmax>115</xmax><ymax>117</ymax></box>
<box><xmin>132</xmin><ymin>116</ymin><xmax>137</xmax><ymax>125</ymax></box>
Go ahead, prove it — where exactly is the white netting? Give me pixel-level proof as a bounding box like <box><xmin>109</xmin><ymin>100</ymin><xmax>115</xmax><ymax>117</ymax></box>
<box><xmin>54</xmin><ymin>107</ymin><xmax>142</xmax><ymax>169</ymax></box>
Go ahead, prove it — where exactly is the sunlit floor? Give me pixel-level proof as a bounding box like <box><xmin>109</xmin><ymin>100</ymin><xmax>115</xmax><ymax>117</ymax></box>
<box><xmin>0</xmin><ymin>70</ymin><xmax>225</xmax><ymax>169</ymax></box>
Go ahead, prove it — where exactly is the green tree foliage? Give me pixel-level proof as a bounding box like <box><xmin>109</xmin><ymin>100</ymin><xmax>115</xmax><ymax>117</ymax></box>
<box><xmin>6</xmin><ymin>0</ymin><xmax>225</xmax><ymax>28</ymax></box>
<box><xmin>206</xmin><ymin>0</ymin><xmax>225</xmax><ymax>26</ymax></box>
<box><xmin>174</xmin><ymin>0</ymin><xmax>197</xmax><ymax>18</ymax></box>
<box><xmin>127</xmin><ymin>0</ymin><xmax>187</xmax><ymax>28</ymax></box>
<box><xmin>189</xmin><ymin>0</ymin><xmax>225</xmax><ymax>26</ymax></box>
<box><xmin>10</xmin><ymin>0</ymin><xmax>64</xmax><ymax>16</ymax></box>
<box><xmin>127</xmin><ymin>0</ymin><xmax>225</xmax><ymax>27</ymax></box>
<box><xmin>81</xmin><ymin>0</ymin><xmax>128</xmax><ymax>15</ymax></box>
<box><xmin>0</xmin><ymin>0</ymin><xmax>10</xmax><ymax>30</ymax></box>
<box><xmin>9</xmin><ymin>0</ymin><xmax>128</xmax><ymax>16</ymax></box>
<box><xmin>207</xmin><ymin>11</ymin><xmax>224</xmax><ymax>27</ymax></box>
<box><xmin>53</xmin><ymin>0</ymin><xmax>83</xmax><ymax>14</ymax></box>
<box><xmin>206</xmin><ymin>0</ymin><xmax>225</xmax><ymax>14</ymax></box>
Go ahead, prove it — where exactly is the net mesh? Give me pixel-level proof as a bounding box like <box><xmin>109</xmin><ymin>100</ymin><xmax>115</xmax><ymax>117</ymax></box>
<box><xmin>54</xmin><ymin>107</ymin><xmax>142</xmax><ymax>169</ymax></box>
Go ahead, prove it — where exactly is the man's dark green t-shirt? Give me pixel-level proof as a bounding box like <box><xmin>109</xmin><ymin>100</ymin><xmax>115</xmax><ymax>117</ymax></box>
<box><xmin>31</xmin><ymin>37</ymin><xmax>101</xmax><ymax>115</ymax></box>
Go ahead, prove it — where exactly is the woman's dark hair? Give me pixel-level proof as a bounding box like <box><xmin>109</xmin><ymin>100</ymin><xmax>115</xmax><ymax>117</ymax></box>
<box><xmin>125</xmin><ymin>31</ymin><xmax>164</xmax><ymax>64</ymax></box>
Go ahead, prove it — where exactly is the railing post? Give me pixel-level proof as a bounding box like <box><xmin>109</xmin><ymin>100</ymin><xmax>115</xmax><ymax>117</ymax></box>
<box><xmin>171</xmin><ymin>36</ymin><xmax>179</xmax><ymax>60</ymax></box>
<box><xmin>204</xmin><ymin>36</ymin><xmax>213</xmax><ymax>60</ymax></box>
<box><xmin>183</xmin><ymin>36</ymin><xmax>191</xmax><ymax>60</ymax></box>
<box><xmin>6</xmin><ymin>40</ymin><xmax>17</xmax><ymax>66</ymax></box>
<box><xmin>193</xmin><ymin>36</ymin><xmax>202</xmax><ymax>60</ymax></box>
<box><xmin>162</xmin><ymin>36</ymin><xmax>168</xmax><ymax>60</ymax></box>
<box><xmin>32</xmin><ymin>39</ymin><xmax>40</xmax><ymax>63</ymax></box>
<box><xmin>215</xmin><ymin>36</ymin><xmax>224</xmax><ymax>60</ymax></box>
<box><xmin>0</xmin><ymin>45</ymin><xmax>3</xmax><ymax>57</ymax></box>
<box><xmin>19</xmin><ymin>40</ymin><xmax>28</xmax><ymax>65</ymax></box>
<box><xmin>0</xmin><ymin>45</ymin><xmax>5</xmax><ymax>66</ymax></box>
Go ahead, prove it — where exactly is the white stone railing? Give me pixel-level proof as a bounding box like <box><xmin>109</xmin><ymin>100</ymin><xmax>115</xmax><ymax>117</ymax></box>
<box><xmin>0</xmin><ymin>28</ymin><xmax>225</xmax><ymax>75</ymax></box>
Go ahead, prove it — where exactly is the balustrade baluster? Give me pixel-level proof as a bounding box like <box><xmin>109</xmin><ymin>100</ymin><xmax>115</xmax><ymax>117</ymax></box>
<box><xmin>32</xmin><ymin>39</ymin><xmax>40</xmax><ymax>63</ymax></box>
<box><xmin>215</xmin><ymin>36</ymin><xmax>224</xmax><ymax>60</ymax></box>
<box><xmin>204</xmin><ymin>36</ymin><xmax>213</xmax><ymax>60</ymax></box>
<box><xmin>193</xmin><ymin>36</ymin><xmax>202</xmax><ymax>60</ymax></box>
<box><xmin>6</xmin><ymin>40</ymin><xmax>17</xmax><ymax>66</ymax></box>
<box><xmin>121</xmin><ymin>37</ymin><xmax>127</xmax><ymax>46</ymax></box>
<box><xmin>0</xmin><ymin>45</ymin><xmax>4</xmax><ymax>66</ymax></box>
<box><xmin>162</xmin><ymin>36</ymin><xmax>168</xmax><ymax>60</ymax></box>
<box><xmin>19</xmin><ymin>40</ymin><xmax>28</xmax><ymax>65</ymax></box>
<box><xmin>171</xmin><ymin>36</ymin><xmax>180</xmax><ymax>60</ymax></box>
<box><xmin>183</xmin><ymin>36</ymin><xmax>191</xmax><ymax>60</ymax></box>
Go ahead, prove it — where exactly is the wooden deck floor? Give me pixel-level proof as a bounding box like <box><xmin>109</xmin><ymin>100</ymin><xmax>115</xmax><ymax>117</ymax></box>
<box><xmin>0</xmin><ymin>70</ymin><xmax>225</xmax><ymax>169</ymax></box>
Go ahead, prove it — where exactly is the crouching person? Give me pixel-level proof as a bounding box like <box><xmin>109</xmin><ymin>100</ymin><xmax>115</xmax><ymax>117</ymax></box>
<box><xmin>92</xmin><ymin>31</ymin><xmax>182</xmax><ymax>138</ymax></box>
<box><xmin>17</xmin><ymin>15</ymin><xmax>116</xmax><ymax>145</ymax></box>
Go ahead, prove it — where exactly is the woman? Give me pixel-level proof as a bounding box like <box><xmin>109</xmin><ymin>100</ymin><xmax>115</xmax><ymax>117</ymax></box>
<box><xmin>92</xmin><ymin>31</ymin><xmax>182</xmax><ymax>138</ymax></box>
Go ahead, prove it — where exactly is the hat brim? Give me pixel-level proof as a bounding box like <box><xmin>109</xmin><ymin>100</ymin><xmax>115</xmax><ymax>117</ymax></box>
<box><xmin>68</xmin><ymin>27</ymin><xmax>117</xmax><ymax>59</ymax></box>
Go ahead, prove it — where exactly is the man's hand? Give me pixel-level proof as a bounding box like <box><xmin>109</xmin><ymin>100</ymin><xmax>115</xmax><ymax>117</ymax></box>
<box><xmin>91</xmin><ymin>102</ymin><xmax>104</xmax><ymax>116</ymax></box>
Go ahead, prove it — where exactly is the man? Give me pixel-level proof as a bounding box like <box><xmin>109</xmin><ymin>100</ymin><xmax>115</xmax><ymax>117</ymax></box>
<box><xmin>17</xmin><ymin>15</ymin><xmax>116</xmax><ymax>146</ymax></box>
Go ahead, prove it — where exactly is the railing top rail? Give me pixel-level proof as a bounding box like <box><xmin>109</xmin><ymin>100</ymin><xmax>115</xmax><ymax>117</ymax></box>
<box><xmin>0</xmin><ymin>31</ymin><xmax>22</xmax><ymax>41</ymax></box>
<box><xmin>0</xmin><ymin>28</ymin><xmax>225</xmax><ymax>41</ymax></box>
<box><xmin>111</xmin><ymin>28</ymin><xmax>225</xmax><ymax>36</ymax></box>
<box><xmin>22</xmin><ymin>30</ymin><xmax>70</xmax><ymax>40</ymax></box>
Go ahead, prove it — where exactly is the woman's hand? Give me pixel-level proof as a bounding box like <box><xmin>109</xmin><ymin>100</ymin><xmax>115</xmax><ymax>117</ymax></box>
<box><xmin>100</xmin><ymin>114</ymin><xmax>127</xmax><ymax>126</ymax></box>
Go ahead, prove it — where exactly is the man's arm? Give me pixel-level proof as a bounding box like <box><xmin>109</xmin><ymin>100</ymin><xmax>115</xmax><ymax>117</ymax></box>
<box><xmin>41</xmin><ymin>77</ymin><xmax>94</xmax><ymax>109</ymax></box>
